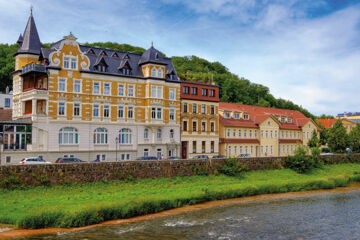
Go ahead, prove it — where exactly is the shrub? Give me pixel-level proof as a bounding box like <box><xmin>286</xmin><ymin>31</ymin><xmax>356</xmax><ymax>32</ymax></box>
<box><xmin>286</xmin><ymin>144</ymin><xmax>314</xmax><ymax>173</ymax></box>
<box><xmin>192</xmin><ymin>166</ymin><xmax>209</xmax><ymax>176</ymax></box>
<box><xmin>219</xmin><ymin>158</ymin><xmax>248</xmax><ymax>176</ymax></box>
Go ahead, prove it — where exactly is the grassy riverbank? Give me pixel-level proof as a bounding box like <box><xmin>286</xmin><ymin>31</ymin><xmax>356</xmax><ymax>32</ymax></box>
<box><xmin>1</xmin><ymin>163</ymin><xmax>360</xmax><ymax>229</ymax></box>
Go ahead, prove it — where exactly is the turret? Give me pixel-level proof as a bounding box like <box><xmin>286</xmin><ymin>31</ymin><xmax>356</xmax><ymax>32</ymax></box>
<box><xmin>14</xmin><ymin>9</ymin><xmax>42</xmax><ymax>70</ymax></box>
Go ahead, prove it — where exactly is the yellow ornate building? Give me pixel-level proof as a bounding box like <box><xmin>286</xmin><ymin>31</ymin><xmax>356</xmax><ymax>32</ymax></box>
<box><xmin>219</xmin><ymin>103</ymin><xmax>319</xmax><ymax>157</ymax></box>
<box><xmin>4</xmin><ymin>12</ymin><xmax>181</xmax><ymax>163</ymax></box>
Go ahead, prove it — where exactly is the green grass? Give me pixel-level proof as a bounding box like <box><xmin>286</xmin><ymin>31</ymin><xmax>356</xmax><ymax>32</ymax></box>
<box><xmin>1</xmin><ymin>164</ymin><xmax>360</xmax><ymax>229</ymax></box>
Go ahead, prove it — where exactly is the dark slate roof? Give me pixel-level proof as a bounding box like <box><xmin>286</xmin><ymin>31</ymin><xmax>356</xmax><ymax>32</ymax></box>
<box><xmin>138</xmin><ymin>46</ymin><xmax>168</xmax><ymax>65</ymax></box>
<box><xmin>17</xmin><ymin>34</ymin><xmax>23</xmax><ymax>45</ymax></box>
<box><xmin>77</xmin><ymin>45</ymin><xmax>179</xmax><ymax>82</ymax></box>
<box><xmin>16</xmin><ymin>13</ymin><xmax>42</xmax><ymax>55</ymax></box>
<box><xmin>36</xmin><ymin>39</ymin><xmax>179</xmax><ymax>81</ymax></box>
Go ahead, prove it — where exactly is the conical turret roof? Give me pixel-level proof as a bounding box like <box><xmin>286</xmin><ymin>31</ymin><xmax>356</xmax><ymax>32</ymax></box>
<box><xmin>16</xmin><ymin>11</ymin><xmax>41</xmax><ymax>55</ymax></box>
<box><xmin>138</xmin><ymin>45</ymin><xmax>168</xmax><ymax>65</ymax></box>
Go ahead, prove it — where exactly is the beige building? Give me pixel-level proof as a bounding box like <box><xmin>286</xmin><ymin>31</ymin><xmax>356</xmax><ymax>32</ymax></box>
<box><xmin>219</xmin><ymin>102</ymin><xmax>319</xmax><ymax>157</ymax></box>
<box><xmin>180</xmin><ymin>81</ymin><xmax>219</xmax><ymax>159</ymax></box>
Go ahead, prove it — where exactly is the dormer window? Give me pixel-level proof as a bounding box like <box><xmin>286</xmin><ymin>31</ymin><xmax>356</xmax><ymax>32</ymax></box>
<box><xmin>100</xmin><ymin>51</ymin><xmax>107</xmax><ymax>56</ymax></box>
<box><xmin>112</xmin><ymin>52</ymin><xmax>119</xmax><ymax>58</ymax></box>
<box><xmin>88</xmin><ymin>49</ymin><xmax>95</xmax><ymax>55</ymax></box>
<box><xmin>287</xmin><ymin>118</ymin><xmax>292</xmax><ymax>123</ymax></box>
<box><xmin>158</xmin><ymin>68</ymin><xmax>163</xmax><ymax>78</ymax></box>
<box><xmin>151</xmin><ymin>67</ymin><xmax>157</xmax><ymax>77</ymax></box>
<box><xmin>234</xmin><ymin>113</ymin><xmax>240</xmax><ymax>119</ymax></box>
<box><xmin>224</xmin><ymin>112</ymin><xmax>230</xmax><ymax>119</ymax></box>
<box><xmin>97</xmin><ymin>65</ymin><xmax>106</xmax><ymax>72</ymax></box>
<box><xmin>123</xmin><ymin>54</ymin><xmax>130</xmax><ymax>59</ymax></box>
<box><xmin>281</xmin><ymin>117</ymin><xmax>285</xmax><ymax>123</ymax></box>
<box><xmin>243</xmin><ymin>114</ymin><xmax>249</xmax><ymax>120</ymax></box>
<box><xmin>155</xmin><ymin>53</ymin><xmax>159</xmax><ymax>60</ymax></box>
<box><xmin>121</xmin><ymin>68</ymin><xmax>131</xmax><ymax>75</ymax></box>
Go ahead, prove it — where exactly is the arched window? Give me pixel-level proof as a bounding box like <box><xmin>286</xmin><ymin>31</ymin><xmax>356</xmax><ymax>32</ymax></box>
<box><xmin>158</xmin><ymin>68</ymin><xmax>163</xmax><ymax>78</ymax></box>
<box><xmin>94</xmin><ymin>128</ymin><xmax>108</xmax><ymax>144</ymax></box>
<box><xmin>144</xmin><ymin>128</ymin><xmax>149</xmax><ymax>139</ymax></box>
<box><xmin>151</xmin><ymin>67</ymin><xmax>157</xmax><ymax>77</ymax></box>
<box><xmin>59</xmin><ymin>127</ymin><xmax>78</xmax><ymax>145</ymax></box>
<box><xmin>119</xmin><ymin>128</ymin><xmax>132</xmax><ymax>144</ymax></box>
<box><xmin>170</xmin><ymin>129</ymin><xmax>174</xmax><ymax>139</ymax></box>
<box><xmin>157</xmin><ymin>128</ymin><xmax>162</xmax><ymax>139</ymax></box>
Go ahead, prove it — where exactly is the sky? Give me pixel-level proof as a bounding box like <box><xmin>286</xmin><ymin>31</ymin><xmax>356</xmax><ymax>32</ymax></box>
<box><xmin>0</xmin><ymin>0</ymin><xmax>359</xmax><ymax>116</ymax></box>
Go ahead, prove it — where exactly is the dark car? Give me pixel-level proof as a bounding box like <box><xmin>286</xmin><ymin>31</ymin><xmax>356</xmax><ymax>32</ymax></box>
<box><xmin>238</xmin><ymin>154</ymin><xmax>251</xmax><ymax>158</ymax></box>
<box><xmin>212</xmin><ymin>155</ymin><xmax>226</xmax><ymax>159</ymax></box>
<box><xmin>56</xmin><ymin>157</ymin><xmax>85</xmax><ymax>163</ymax></box>
<box><xmin>167</xmin><ymin>156</ymin><xmax>181</xmax><ymax>160</ymax></box>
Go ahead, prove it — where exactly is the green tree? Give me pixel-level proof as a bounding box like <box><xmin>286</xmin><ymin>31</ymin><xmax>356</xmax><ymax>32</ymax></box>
<box><xmin>307</xmin><ymin>129</ymin><xmax>320</xmax><ymax>148</ymax></box>
<box><xmin>349</xmin><ymin>124</ymin><xmax>360</xmax><ymax>153</ymax></box>
<box><xmin>327</xmin><ymin>120</ymin><xmax>349</xmax><ymax>153</ymax></box>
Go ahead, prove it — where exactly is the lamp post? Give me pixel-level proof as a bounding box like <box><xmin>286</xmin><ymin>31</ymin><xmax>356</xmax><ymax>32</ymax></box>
<box><xmin>115</xmin><ymin>136</ymin><xmax>119</xmax><ymax>162</ymax></box>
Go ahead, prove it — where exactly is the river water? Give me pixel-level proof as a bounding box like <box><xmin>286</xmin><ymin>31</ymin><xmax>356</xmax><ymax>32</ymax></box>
<box><xmin>20</xmin><ymin>190</ymin><xmax>360</xmax><ymax>240</ymax></box>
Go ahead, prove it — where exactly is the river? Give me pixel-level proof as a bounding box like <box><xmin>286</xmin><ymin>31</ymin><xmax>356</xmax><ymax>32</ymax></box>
<box><xmin>17</xmin><ymin>189</ymin><xmax>360</xmax><ymax>240</ymax></box>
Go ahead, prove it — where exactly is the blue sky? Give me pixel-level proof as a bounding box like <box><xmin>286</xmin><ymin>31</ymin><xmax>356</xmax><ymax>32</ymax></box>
<box><xmin>1</xmin><ymin>0</ymin><xmax>360</xmax><ymax>116</ymax></box>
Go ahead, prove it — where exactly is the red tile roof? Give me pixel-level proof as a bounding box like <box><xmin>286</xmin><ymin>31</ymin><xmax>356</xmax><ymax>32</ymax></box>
<box><xmin>219</xmin><ymin>138</ymin><xmax>260</xmax><ymax>144</ymax></box>
<box><xmin>219</xmin><ymin>102</ymin><xmax>313</xmax><ymax>129</ymax></box>
<box><xmin>219</xmin><ymin>116</ymin><xmax>257</xmax><ymax>128</ymax></box>
<box><xmin>0</xmin><ymin>108</ymin><xmax>12</xmax><ymax>121</ymax></box>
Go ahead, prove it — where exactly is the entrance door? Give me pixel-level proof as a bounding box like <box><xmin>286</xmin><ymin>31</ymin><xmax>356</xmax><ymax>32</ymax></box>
<box><xmin>181</xmin><ymin>141</ymin><xmax>188</xmax><ymax>159</ymax></box>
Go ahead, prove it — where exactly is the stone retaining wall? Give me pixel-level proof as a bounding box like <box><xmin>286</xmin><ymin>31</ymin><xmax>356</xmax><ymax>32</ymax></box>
<box><xmin>0</xmin><ymin>154</ymin><xmax>359</xmax><ymax>188</ymax></box>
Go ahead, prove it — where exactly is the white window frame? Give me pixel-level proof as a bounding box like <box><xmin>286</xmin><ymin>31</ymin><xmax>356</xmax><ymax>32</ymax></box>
<box><xmin>169</xmin><ymin>88</ymin><xmax>175</xmax><ymax>100</ymax></box>
<box><xmin>93</xmin><ymin>104</ymin><xmax>99</xmax><ymax>117</ymax></box>
<box><xmin>169</xmin><ymin>109</ymin><xmax>175</xmax><ymax>121</ymax></box>
<box><xmin>59</xmin><ymin>127</ymin><xmax>78</xmax><ymax>145</ymax></box>
<box><xmin>118</xmin><ymin>84</ymin><xmax>125</xmax><ymax>96</ymax></box>
<box><xmin>58</xmin><ymin>78</ymin><xmax>66</xmax><ymax>92</ymax></box>
<box><xmin>118</xmin><ymin>106</ymin><xmax>124</xmax><ymax>118</ymax></box>
<box><xmin>94</xmin><ymin>128</ymin><xmax>108</xmax><ymax>145</ymax></box>
<box><xmin>103</xmin><ymin>82</ymin><xmax>111</xmax><ymax>95</ymax></box>
<box><xmin>93</xmin><ymin>82</ymin><xmax>100</xmax><ymax>94</ymax></box>
<box><xmin>103</xmin><ymin>105</ymin><xmax>110</xmax><ymax>118</ymax></box>
<box><xmin>151</xmin><ymin>67</ymin><xmax>157</xmax><ymax>77</ymax></box>
<box><xmin>157</xmin><ymin>128</ymin><xmax>162</xmax><ymax>139</ymax></box>
<box><xmin>73</xmin><ymin>79</ymin><xmax>81</xmax><ymax>93</ymax></box>
<box><xmin>119</xmin><ymin>128</ymin><xmax>132</xmax><ymax>145</ymax></box>
<box><xmin>58</xmin><ymin>102</ymin><xmax>65</xmax><ymax>116</ymax></box>
<box><xmin>158</xmin><ymin>68</ymin><xmax>163</xmax><ymax>78</ymax></box>
<box><xmin>128</xmin><ymin>85</ymin><xmax>135</xmax><ymax>97</ymax></box>
<box><xmin>73</xmin><ymin>103</ymin><xmax>81</xmax><ymax>116</ymax></box>
<box><xmin>128</xmin><ymin>106</ymin><xmax>134</xmax><ymax>119</ymax></box>
<box><xmin>144</xmin><ymin>128</ymin><xmax>149</xmax><ymax>139</ymax></box>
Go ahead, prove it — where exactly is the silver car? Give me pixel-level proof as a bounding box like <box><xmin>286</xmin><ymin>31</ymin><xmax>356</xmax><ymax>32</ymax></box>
<box><xmin>20</xmin><ymin>157</ymin><xmax>51</xmax><ymax>165</ymax></box>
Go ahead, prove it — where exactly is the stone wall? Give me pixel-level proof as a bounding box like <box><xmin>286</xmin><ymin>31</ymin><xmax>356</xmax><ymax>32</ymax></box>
<box><xmin>0</xmin><ymin>154</ymin><xmax>359</xmax><ymax>188</ymax></box>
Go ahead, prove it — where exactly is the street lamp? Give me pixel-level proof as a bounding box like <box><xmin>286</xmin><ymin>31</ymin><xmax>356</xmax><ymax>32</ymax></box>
<box><xmin>115</xmin><ymin>136</ymin><xmax>119</xmax><ymax>162</ymax></box>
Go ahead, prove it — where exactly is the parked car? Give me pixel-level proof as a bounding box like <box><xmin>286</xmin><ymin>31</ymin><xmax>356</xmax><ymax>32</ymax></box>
<box><xmin>20</xmin><ymin>157</ymin><xmax>51</xmax><ymax>165</ymax></box>
<box><xmin>238</xmin><ymin>154</ymin><xmax>251</xmax><ymax>158</ymax></box>
<box><xmin>136</xmin><ymin>156</ymin><xmax>158</xmax><ymax>160</ymax></box>
<box><xmin>320</xmin><ymin>152</ymin><xmax>333</xmax><ymax>156</ymax></box>
<box><xmin>192</xmin><ymin>155</ymin><xmax>209</xmax><ymax>159</ymax></box>
<box><xmin>55</xmin><ymin>157</ymin><xmax>85</xmax><ymax>163</ymax></box>
<box><xmin>212</xmin><ymin>155</ymin><xmax>226</xmax><ymax>159</ymax></box>
<box><xmin>167</xmin><ymin>156</ymin><xmax>181</xmax><ymax>160</ymax></box>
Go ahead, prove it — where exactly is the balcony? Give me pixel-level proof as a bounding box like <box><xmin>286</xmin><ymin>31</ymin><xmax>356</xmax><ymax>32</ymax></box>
<box><xmin>21</xmin><ymin>63</ymin><xmax>47</xmax><ymax>76</ymax></box>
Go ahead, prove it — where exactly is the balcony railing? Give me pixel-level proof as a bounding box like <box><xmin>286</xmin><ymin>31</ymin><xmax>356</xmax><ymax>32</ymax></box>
<box><xmin>21</xmin><ymin>63</ymin><xmax>47</xmax><ymax>75</ymax></box>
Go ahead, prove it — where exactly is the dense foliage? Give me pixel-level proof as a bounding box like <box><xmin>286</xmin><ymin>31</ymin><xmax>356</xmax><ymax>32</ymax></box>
<box><xmin>0</xmin><ymin>43</ymin><xmax>17</xmax><ymax>91</ymax></box>
<box><xmin>0</xmin><ymin>43</ymin><xmax>315</xmax><ymax>118</ymax></box>
<box><xmin>327</xmin><ymin>120</ymin><xmax>349</xmax><ymax>153</ymax></box>
<box><xmin>1</xmin><ymin>164</ymin><xmax>360</xmax><ymax>228</ymax></box>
